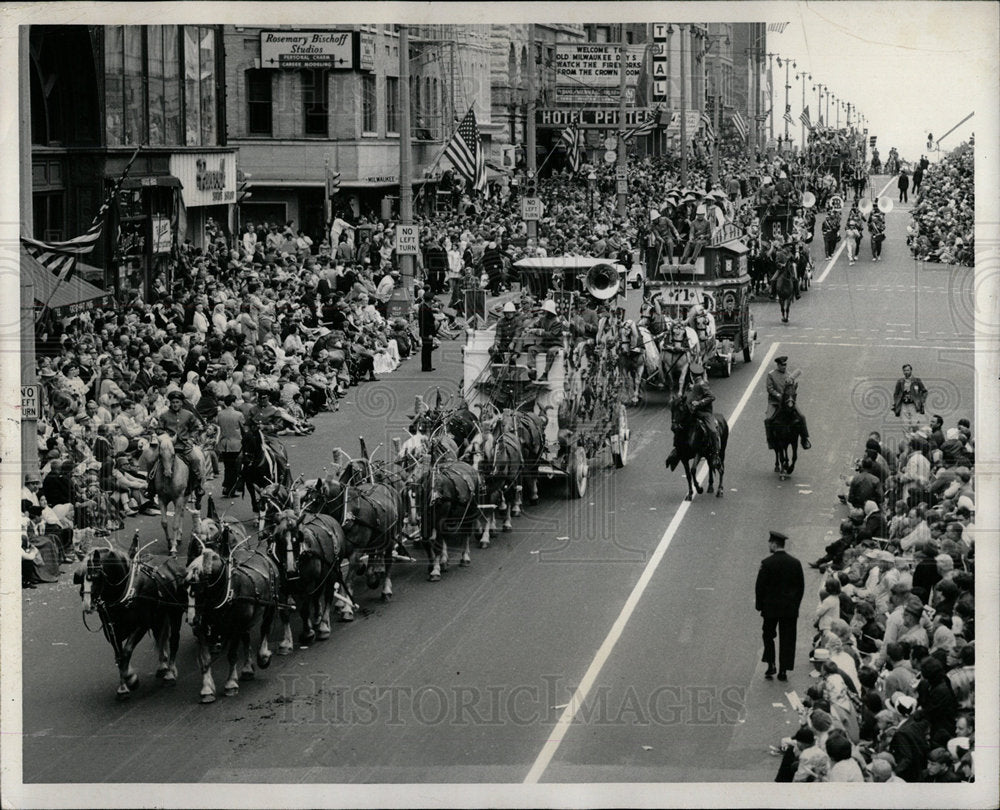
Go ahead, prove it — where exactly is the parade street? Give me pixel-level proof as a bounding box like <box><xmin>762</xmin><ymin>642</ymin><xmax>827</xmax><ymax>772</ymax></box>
<box><xmin>20</xmin><ymin>182</ymin><xmax>975</xmax><ymax>784</ymax></box>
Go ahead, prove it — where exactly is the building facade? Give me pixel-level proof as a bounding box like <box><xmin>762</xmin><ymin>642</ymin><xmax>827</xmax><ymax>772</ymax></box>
<box><xmin>28</xmin><ymin>24</ymin><xmax>238</xmax><ymax>301</ymax></box>
<box><xmin>224</xmin><ymin>24</ymin><xmax>494</xmax><ymax>237</ymax></box>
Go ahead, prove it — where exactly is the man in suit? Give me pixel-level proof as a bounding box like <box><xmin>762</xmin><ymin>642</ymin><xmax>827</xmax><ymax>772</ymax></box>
<box><xmin>764</xmin><ymin>356</ymin><xmax>811</xmax><ymax>450</ymax></box>
<box><xmin>892</xmin><ymin>364</ymin><xmax>928</xmax><ymax>428</ymax></box>
<box><xmin>755</xmin><ymin>530</ymin><xmax>805</xmax><ymax>681</ymax></box>
<box><xmin>216</xmin><ymin>395</ymin><xmax>245</xmax><ymax>497</ymax></box>
<box><xmin>418</xmin><ymin>289</ymin><xmax>438</xmax><ymax>372</ymax></box>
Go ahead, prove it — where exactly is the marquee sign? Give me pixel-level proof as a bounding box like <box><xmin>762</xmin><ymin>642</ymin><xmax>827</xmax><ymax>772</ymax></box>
<box><xmin>536</xmin><ymin>107</ymin><xmax>655</xmax><ymax>129</ymax></box>
<box><xmin>555</xmin><ymin>43</ymin><xmax>642</xmax><ymax>89</ymax></box>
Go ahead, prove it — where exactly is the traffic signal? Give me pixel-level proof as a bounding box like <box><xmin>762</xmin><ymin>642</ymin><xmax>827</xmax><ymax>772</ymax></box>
<box><xmin>927</xmin><ymin>133</ymin><xmax>934</xmax><ymax>149</ymax></box>
<box><xmin>326</xmin><ymin>170</ymin><xmax>342</xmax><ymax>199</ymax></box>
<box><xmin>236</xmin><ymin>169</ymin><xmax>252</xmax><ymax>203</ymax></box>
<box><xmin>524</xmin><ymin>171</ymin><xmax>537</xmax><ymax>197</ymax></box>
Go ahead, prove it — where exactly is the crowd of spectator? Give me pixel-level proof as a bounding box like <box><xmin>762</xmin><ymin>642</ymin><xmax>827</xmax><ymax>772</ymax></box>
<box><xmin>907</xmin><ymin>142</ymin><xmax>974</xmax><ymax>266</ymax></box>
<box><xmin>771</xmin><ymin>412</ymin><xmax>977</xmax><ymax>783</ymax></box>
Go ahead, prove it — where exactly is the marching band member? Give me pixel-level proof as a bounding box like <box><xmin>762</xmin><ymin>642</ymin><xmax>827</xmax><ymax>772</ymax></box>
<box><xmin>869</xmin><ymin>207</ymin><xmax>886</xmax><ymax>262</ymax></box>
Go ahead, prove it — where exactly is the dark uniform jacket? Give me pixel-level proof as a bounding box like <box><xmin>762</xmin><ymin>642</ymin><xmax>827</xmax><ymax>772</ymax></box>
<box><xmin>754</xmin><ymin>549</ymin><xmax>805</xmax><ymax>619</ymax></box>
<box><xmin>418</xmin><ymin>301</ymin><xmax>437</xmax><ymax>340</ymax></box>
<box><xmin>892</xmin><ymin>375</ymin><xmax>927</xmax><ymax>416</ymax></box>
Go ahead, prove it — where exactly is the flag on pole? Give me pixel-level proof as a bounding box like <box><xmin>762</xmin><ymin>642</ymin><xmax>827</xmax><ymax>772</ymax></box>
<box><xmin>621</xmin><ymin>105</ymin><xmax>662</xmax><ymax>141</ymax></box>
<box><xmin>783</xmin><ymin>104</ymin><xmax>794</xmax><ymax>126</ymax></box>
<box><xmin>559</xmin><ymin>126</ymin><xmax>584</xmax><ymax>173</ymax></box>
<box><xmin>799</xmin><ymin>105</ymin><xmax>812</xmax><ymax>130</ymax></box>
<box><xmin>767</xmin><ymin>22</ymin><xmax>789</xmax><ymax>33</ymax></box>
<box><xmin>21</xmin><ymin>144</ymin><xmax>142</xmax><ymax>283</ymax></box>
<box><xmin>732</xmin><ymin>109</ymin><xmax>748</xmax><ymax>141</ymax></box>
<box><xmin>700</xmin><ymin>111</ymin><xmax>716</xmax><ymax>141</ymax></box>
<box><xmin>443</xmin><ymin>106</ymin><xmax>486</xmax><ymax>192</ymax></box>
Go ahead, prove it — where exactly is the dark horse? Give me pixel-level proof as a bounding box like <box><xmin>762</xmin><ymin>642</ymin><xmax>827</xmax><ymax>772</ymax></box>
<box><xmin>476</xmin><ymin>410</ymin><xmax>524</xmax><ymax>545</ymax></box>
<box><xmin>770</xmin><ymin>379</ymin><xmax>807</xmax><ymax>479</ymax></box>
<box><xmin>270</xmin><ymin>508</ymin><xmax>348</xmax><ymax>653</ymax></box>
<box><xmin>773</xmin><ymin>258</ymin><xmax>798</xmax><ymax>324</ymax></box>
<box><xmin>666</xmin><ymin>397</ymin><xmax>730</xmax><ymax>500</ymax></box>
<box><xmin>238</xmin><ymin>425</ymin><xmax>291</xmax><ymax>518</ymax></box>
<box><xmin>76</xmin><ymin>534</ymin><xmax>186</xmax><ymax>700</ymax></box>
<box><xmin>184</xmin><ymin>527</ymin><xmax>281</xmax><ymax>703</ymax></box>
<box><xmin>411</xmin><ymin>458</ymin><xmax>486</xmax><ymax>581</ymax></box>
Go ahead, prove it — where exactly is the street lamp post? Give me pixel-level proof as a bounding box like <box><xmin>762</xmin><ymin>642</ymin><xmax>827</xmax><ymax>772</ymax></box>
<box><xmin>666</xmin><ymin>25</ymin><xmax>673</xmax><ymax>157</ymax></box>
<box><xmin>679</xmin><ymin>24</ymin><xmax>688</xmax><ymax>185</ymax></box>
<box><xmin>825</xmin><ymin>90</ymin><xmax>831</xmax><ymax>128</ymax></box>
<box><xmin>766</xmin><ymin>52</ymin><xmax>776</xmax><ymax>140</ymax></box>
<box><xmin>776</xmin><ymin>55</ymin><xmax>795</xmax><ymax>142</ymax></box>
<box><xmin>588</xmin><ymin>171</ymin><xmax>597</xmax><ymax>217</ymax></box>
<box><xmin>796</xmin><ymin>70</ymin><xmax>810</xmax><ymax>150</ymax></box>
<box><xmin>813</xmin><ymin>82</ymin><xmax>824</xmax><ymax>126</ymax></box>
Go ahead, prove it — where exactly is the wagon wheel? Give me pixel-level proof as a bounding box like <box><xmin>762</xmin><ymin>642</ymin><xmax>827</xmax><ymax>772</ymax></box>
<box><xmin>719</xmin><ymin>354</ymin><xmax>733</xmax><ymax>378</ymax></box>
<box><xmin>611</xmin><ymin>404</ymin><xmax>629</xmax><ymax>469</ymax></box>
<box><xmin>743</xmin><ymin>313</ymin><xmax>756</xmax><ymax>364</ymax></box>
<box><xmin>569</xmin><ymin>445</ymin><xmax>589</xmax><ymax>499</ymax></box>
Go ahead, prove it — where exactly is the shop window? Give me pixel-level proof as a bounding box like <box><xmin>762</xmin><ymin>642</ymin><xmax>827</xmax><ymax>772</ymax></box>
<box><xmin>147</xmin><ymin>26</ymin><xmax>165</xmax><ymax>145</ymax></box>
<box><xmin>184</xmin><ymin>27</ymin><xmax>201</xmax><ymax>145</ymax></box>
<box><xmin>302</xmin><ymin>69</ymin><xmax>328</xmax><ymax>137</ymax></box>
<box><xmin>163</xmin><ymin>26</ymin><xmax>182</xmax><ymax>145</ymax></box>
<box><xmin>362</xmin><ymin>74</ymin><xmax>377</xmax><ymax>134</ymax></box>
<box><xmin>247</xmin><ymin>69</ymin><xmax>272</xmax><ymax>135</ymax></box>
<box><xmin>386</xmin><ymin>76</ymin><xmax>399</xmax><ymax>134</ymax></box>
<box><xmin>105</xmin><ymin>25</ymin><xmax>124</xmax><ymax>146</ymax></box>
<box><xmin>123</xmin><ymin>26</ymin><xmax>146</xmax><ymax>145</ymax></box>
<box><xmin>183</xmin><ymin>26</ymin><xmax>217</xmax><ymax>145</ymax></box>
<box><xmin>199</xmin><ymin>27</ymin><xmax>217</xmax><ymax>144</ymax></box>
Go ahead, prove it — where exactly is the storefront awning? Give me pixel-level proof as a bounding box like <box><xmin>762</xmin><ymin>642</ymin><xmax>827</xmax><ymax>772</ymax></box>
<box><xmin>22</xmin><ymin>248</ymin><xmax>112</xmax><ymax>317</ymax></box>
<box><xmin>118</xmin><ymin>175</ymin><xmax>183</xmax><ymax>190</ymax></box>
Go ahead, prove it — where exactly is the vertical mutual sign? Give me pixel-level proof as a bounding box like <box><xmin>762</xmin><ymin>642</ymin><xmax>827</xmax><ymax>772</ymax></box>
<box><xmin>396</xmin><ymin>224</ymin><xmax>419</xmax><ymax>255</ymax></box>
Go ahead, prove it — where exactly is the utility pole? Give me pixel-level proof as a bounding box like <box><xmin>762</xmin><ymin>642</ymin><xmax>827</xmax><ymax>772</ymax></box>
<box><xmin>767</xmin><ymin>52</ymin><xmax>775</xmax><ymax>141</ymax></box>
<box><xmin>665</xmin><ymin>24</ymin><xmax>672</xmax><ymax>157</ymax></box>
<box><xmin>20</xmin><ymin>25</ymin><xmax>39</xmax><ymax>478</ymax></box>
<box><xmin>398</xmin><ymin>25</ymin><xmax>414</xmax><ymax>310</ymax></box>
<box><xmin>617</xmin><ymin>23</ymin><xmax>627</xmax><ymax>219</ymax></box>
<box><xmin>711</xmin><ymin>42</ymin><xmax>720</xmax><ymax>186</ymax></box>
<box><xmin>679</xmin><ymin>24</ymin><xmax>687</xmax><ymax>185</ymax></box>
<box><xmin>526</xmin><ymin>23</ymin><xmax>537</xmax><ymax>242</ymax></box>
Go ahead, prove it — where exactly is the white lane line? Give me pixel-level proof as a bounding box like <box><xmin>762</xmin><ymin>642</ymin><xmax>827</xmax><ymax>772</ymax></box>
<box><xmin>778</xmin><ymin>339</ymin><xmax>973</xmax><ymax>351</ymax></box>
<box><xmin>816</xmin><ymin>175</ymin><xmax>896</xmax><ymax>284</ymax></box>
<box><xmin>522</xmin><ymin>341</ymin><xmax>781</xmax><ymax>784</ymax></box>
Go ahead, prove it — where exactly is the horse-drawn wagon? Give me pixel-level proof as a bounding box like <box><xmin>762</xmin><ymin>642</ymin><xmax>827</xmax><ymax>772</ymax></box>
<box><xmin>643</xmin><ymin>225</ymin><xmax>758</xmax><ymax>380</ymax></box>
<box><xmin>462</xmin><ymin>257</ymin><xmax>632</xmax><ymax>499</ymax></box>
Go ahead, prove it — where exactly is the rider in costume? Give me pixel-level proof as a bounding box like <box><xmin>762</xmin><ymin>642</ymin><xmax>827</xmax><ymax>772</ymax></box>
<box><xmin>491</xmin><ymin>300</ymin><xmax>523</xmax><ymax>362</ymax></box>
<box><xmin>152</xmin><ymin>390</ymin><xmax>206</xmax><ymax>509</ymax></box>
<box><xmin>764</xmin><ymin>356</ymin><xmax>811</xmax><ymax>450</ymax></box>
<box><xmin>684</xmin><ymin>363</ymin><xmax>721</xmax><ymax>462</ymax></box>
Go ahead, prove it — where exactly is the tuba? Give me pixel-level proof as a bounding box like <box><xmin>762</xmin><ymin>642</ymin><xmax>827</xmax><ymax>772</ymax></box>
<box><xmin>858</xmin><ymin>198</ymin><xmax>874</xmax><ymax>219</ymax></box>
<box><xmin>801</xmin><ymin>191</ymin><xmax>816</xmax><ymax>209</ymax></box>
<box><xmin>877</xmin><ymin>197</ymin><xmax>894</xmax><ymax>214</ymax></box>
<box><xmin>585</xmin><ymin>263</ymin><xmax>621</xmax><ymax>300</ymax></box>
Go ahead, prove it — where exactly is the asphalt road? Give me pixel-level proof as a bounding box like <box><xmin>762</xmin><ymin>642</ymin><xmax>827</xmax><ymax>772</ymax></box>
<box><xmin>19</xmin><ymin>179</ymin><xmax>976</xmax><ymax>786</ymax></box>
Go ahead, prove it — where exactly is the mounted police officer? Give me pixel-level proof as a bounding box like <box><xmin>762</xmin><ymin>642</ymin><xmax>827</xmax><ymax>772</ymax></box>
<box><xmin>764</xmin><ymin>356</ymin><xmax>811</xmax><ymax>450</ymax></box>
<box><xmin>685</xmin><ymin>362</ymin><xmax>721</xmax><ymax>463</ymax></box>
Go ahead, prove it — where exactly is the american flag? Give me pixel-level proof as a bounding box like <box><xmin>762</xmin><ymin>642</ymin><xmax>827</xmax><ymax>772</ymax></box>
<box><xmin>443</xmin><ymin>106</ymin><xmax>486</xmax><ymax>192</ymax></box>
<box><xmin>767</xmin><ymin>22</ymin><xmax>789</xmax><ymax>33</ymax></box>
<box><xmin>783</xmin><ymin>104</ymin><xmax>794</xmax><ymax>125</ymax></box>
<box><xmin>559</xmin><ymin>126</ymin><xmax>584</xmax><ymax>173</ymax></box>
<box><xmin>799</xmin><ymin>105</ymin><xmax>812</xmax><ymax>130</ymax></box>
<box><xmin>21</xmin><ymin>144</ymin><xmax>141</xmax><ymax>283</ymax></box>
<box><xmin>621</xmin><ymin>105</ymin><xmax>662</xmax><ymax>141</ymax></box>
<box><xmin>732</xmin><ymin>109</ymin><xmax>748</xmax><ymax>141</ymax></box>
<box><xmin>700</xmin><ymin>111</ymin><xmax>715</xmax><ymax>141</ymax></box>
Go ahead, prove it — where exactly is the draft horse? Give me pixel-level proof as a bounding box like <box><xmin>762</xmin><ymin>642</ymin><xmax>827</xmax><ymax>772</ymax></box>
<box><xmin>666</xmin><ymin>397</ymin><xmax>730</xmax><ymax>501</ymax></box>
<box><xmin>184</xmin><ymin>527</ymin><xmax>281</xmax><ymax>703</ymax></box>
<box><xmin>475</xmin><ymin>410</ymin><xmax>524</xmax><ymax>546</ymax></box>
<box><xmin>76</xmin><ymin>533</ymin><xmax>186</xmax><ymax>700</ymax></box>
<box><xmin>139</xmin><ymin>433</ymin><xmax>192</xmax><ymax>555</ymax></box>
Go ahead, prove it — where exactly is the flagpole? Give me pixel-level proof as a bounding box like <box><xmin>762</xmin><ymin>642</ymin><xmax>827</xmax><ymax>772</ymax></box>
<box><xmin>526</xmin><ymin>23</ymin><xmax>537</xmax><ymax>243</ymax></box>
<box><xmin>398</xmin><ymin>24</ymin><xmax>415</xmax><ymax>307</ymax></box>
<box><xmin>616</xmin><ymin>23</ymin><xmax>627</xmax><ymax>219</ymax></box>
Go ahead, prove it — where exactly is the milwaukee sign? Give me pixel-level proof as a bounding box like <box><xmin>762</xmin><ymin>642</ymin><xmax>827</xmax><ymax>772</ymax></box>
<box><xmin>536</xmin><ymin>108</ymin><xmax>655</xmax><ymax>129</ymax></box>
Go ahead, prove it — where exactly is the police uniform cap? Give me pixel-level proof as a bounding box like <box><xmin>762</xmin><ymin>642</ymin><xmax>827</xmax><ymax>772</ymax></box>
<box><xmin>167</xmin><ymin>391</ymin><xmax>184</xmax><ymax>401</ymax></box>
<box><xmin>775</xmin><ymin>356</ymin><xmax>788</xmax><ymax>364</ymax></box>
<box><xmin>768</xmin><ymin>530</ymin><xmax>789</xmax><ymax>545</ymax></box>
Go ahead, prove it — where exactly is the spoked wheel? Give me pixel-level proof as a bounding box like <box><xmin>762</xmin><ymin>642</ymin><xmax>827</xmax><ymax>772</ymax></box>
<box><xmin>719</xmin><ymin>354</ymin><xmax>733</xmax><ymax>377</ymax></box>
<box><xmin>611</xmin><ymin>404</ymin><xmax>629</xmax><ymax>468</ymax></box>
<box><xmin>570</xmin><ymin>445</ymin><xmax>589</xmax><ymax>499</ymax></box>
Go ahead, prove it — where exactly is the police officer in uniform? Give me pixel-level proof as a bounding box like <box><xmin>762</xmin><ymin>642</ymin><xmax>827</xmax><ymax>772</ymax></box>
<box><xmin>755</xmin><ymin>530</ymin><xmax>805</xmax><ymax>681</ymax></box>
<box><xmin>764</xmin><ymin>356</ymin><xmax>811</xmax><ymax>450</ymax></box>
<box><xmin>684</xmin><ymin>363</ymin><xmax>721</xmax><ymax>462</ymax></box>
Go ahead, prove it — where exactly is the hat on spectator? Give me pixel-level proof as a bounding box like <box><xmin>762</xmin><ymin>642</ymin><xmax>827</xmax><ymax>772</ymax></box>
<box><xmin>792</xmin><ymin>727</ymin><xmax>815</xmax><ymax>746</ymax></box>
<box><xmin>25</xmin><ymin>472</ymin><xmax>41</xmax><ymax>484</ymax></box>
<box><xmin>927</xmin><ymin>747</ymin><xmax>952</xmax><ymax>764</ymax></box>
<box><xmin>956</xmin><ymin>495</ymin><xmax>975</xmax><ymax>511</ymax></box>
<box><xmin>167</xmin><ymin>391</ymin><xmax>185</xmax><ymax>401</ymax></box>
<box><xmin>947</xmin><ymin>737</ymin><xmax>971</xmax><ymax>760</ymax></box>
<box><xmin>887</xmin><ymin>692</ymin><xmax>917</xmax><ymax>716</ymax></box>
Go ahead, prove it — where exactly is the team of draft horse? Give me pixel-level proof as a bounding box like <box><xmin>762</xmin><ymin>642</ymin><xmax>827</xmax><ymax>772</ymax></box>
<box><xmin>77</xmin><ymin>336</ymin><xmax>806</xmax><ymax>703</ymax></box>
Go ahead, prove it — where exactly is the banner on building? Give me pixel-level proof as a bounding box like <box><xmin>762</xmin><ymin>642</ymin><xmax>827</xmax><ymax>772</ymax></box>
<box><xmin>555</xmin><ymin>43</ymin><xmax>643</xmax><ymax>90</ymax></box>
<box><xmin>260</xmin><ymin>30</ymin><xmax>356</xmax><ymax>70</ymax></box>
